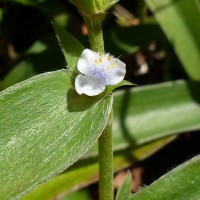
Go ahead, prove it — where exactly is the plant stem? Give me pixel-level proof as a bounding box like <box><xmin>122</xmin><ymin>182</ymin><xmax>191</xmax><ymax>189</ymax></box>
<box><xmin>85</xmin><ymin>14</ymin><xmax>114</xmax><ymax>200</ymax></box>
<box><xmin>84</xmin><ymin>15</ymin><xmax>105</xmax><ymax>52</ymax></box>
<box><xmin>98</xmin><ymin>110</ymin><xmax>113</xmax><ymax>200</ymax></box>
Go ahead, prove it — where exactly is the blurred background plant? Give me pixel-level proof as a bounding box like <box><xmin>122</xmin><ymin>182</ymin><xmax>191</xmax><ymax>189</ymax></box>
<box><xmin>1</xmin><ymin>0</ymin><xmax>200</xmax><ymax>199</ymax></box>
<box><xmin>0</xmin><ymin>0</ymin><xmax>187</xmax><ymax>90</ymax></box>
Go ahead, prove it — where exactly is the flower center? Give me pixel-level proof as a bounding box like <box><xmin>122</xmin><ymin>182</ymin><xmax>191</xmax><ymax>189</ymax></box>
<box><xmin>90</xmin><ymin>68</ymin><xmax>109</xmax><ymax>85</ymax></box>
<box><xmin>88</xmin><ymin>53</ymin><xmax>119</xmax><ymax>85</ymax></box>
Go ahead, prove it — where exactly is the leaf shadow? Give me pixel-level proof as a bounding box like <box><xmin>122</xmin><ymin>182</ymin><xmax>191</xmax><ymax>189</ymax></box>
<box><xmin>67</xmin><ymin>89</ymin><xmax>103</xmax><ymax>112</ymax></box>
<box><xmin>186</xmin><ymin>81</ymin><xmax>200</xmax><ymax>105</ymax></box>
<box><xmin>119</xmin><ymin>89</ymin><xmax>137</xmax><ymax>147</ymax></box>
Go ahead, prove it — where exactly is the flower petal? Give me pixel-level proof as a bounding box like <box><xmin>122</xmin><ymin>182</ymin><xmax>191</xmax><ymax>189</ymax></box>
<box><xmin>76</xmin><ymin>49</ymin><xmax>126</xmax><ymax>89</ymax></box>
<box><xmin>104</xmin><ymin>58</ymin><xmax>126</xmax><ymax>85</ymax></box>
<box><xmin>75</xmin><ymin>74</ymin><xmax>106</xmax><ymax>96</ymax></box>
<box><xmin>77</xmin><ymin>49</ymin><xmax>99</xmax><ymax>76</ymax></box>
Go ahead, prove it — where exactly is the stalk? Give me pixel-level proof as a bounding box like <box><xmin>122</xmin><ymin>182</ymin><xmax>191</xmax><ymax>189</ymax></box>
<box><xmin>98</xmin><ymin>110</ymin><xmax>113</xmax><ymax>200</ymax></box>
<box><xmin>85</xmin><ymin>14</ymin><xmax>114</xmax><ymax>200</ymax></box>
<box><xmin>84</xmin><ymin>15</ymin><xmax>105</xmax><ymax>52</ymax></box>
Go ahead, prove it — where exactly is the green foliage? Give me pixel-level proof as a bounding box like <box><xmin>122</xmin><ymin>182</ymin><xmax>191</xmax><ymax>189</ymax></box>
<box><xmin>53</xmin><ymin>24</ymin><xmax>84</xmax><ymax>77</ymax></box>
<box><xmin>53</xmin><ymin>24</ymin><xmax>132</xmax><ymax>94</ymax></box>
<box><xmin>104</xmin><ymin>24</ymin><xmax>166</xmax><ymax>55</ymax></box>
<box><xmin>1</xmin><ymin>61</ymin><xmax>36</xmax><ymax>89</ymax></box>
<box><xmin>87</xmin><ymin>80</ymin><xmax>200</xmax><ymax>156</ymax></box>
<box><xmin>105</xmin><ymin>80</ymin><xmax>134</xmax><ymax>97</ymax></box>
<box><xmin>113</xmin><ymin>155</ymin><xmax>200</xmax><ymax>200</ymax></box>
<box><xmin>21</xmin><ymin>137</ymin><xmax>174</xmax><ymax>200</ymax></box>
<box><xmin>21</xmin><ymin>78</ymin><xmax>200</xmax><ymax>199</ymax></box>
<box><xmin>146</xmin><ymin>0</ymin><xmax>200</xmax><ymax>80</ymax></box>
<box><xmin>0</xmin><ymin>70</ymin><xmax>112</xmax><ymax>200</ymax></box>
<box><xmin>1</xmin><ymin>0</ymin><xmax>200</xmax><ymax>199</ymax></box>
<box><xmin>132</xmin><ymin>155</ymin><xmax>200</xmax><ymax>200</ymax></box>
<box><xmin>116</xmin><ymin>172</ymin><xmax>132</xmax><ymax>200</ymax></box>
<box><xmin>69</xmin><ymin>0</ymin><xmax>118</xmax><ymax>16</ymax></box>
<box><xmin>0</xmin><ymin>21</ymin><xmax>131</xmax><ymax>200</ymax></box>
<box><xmin>62</xmin><ymin>189</ymin><xmax>92</xmax><ymax>200</ymax></box>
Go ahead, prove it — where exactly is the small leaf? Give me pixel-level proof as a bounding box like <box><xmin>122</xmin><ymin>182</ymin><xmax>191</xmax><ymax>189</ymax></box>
<box><xmin>53</xmin><ymin>24</ymin><xmax>84</xmax><ymax>76</ymax></box>
<box><xmin>116</xmin><ymin>171</ymin><xmax>132</xmax><ymax>200</ymax></box>
<box><xmin>105</xmin><ymin>80</ymin><xmax>134</xmax><ymax>96</ymax></box>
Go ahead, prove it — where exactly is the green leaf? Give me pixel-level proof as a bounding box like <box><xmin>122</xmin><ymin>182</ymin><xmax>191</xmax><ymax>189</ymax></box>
<box><xmin>53</xmin><ymin>24</ymin><xmax>84</xmax><ymax>76</ymax></box>
<box><xmin>16</xmin><ymin>79</ymin><xmax>200</xmax><ymax>199</ymax></box>
<box><xmin>62</xmin><ymin>189</ymin><xmax>92</xmax><ymax>200</ymax></box>
<box><xmin>2</xmin><ymin>61</ymin><xmax>36</xmax><ymax>89</ymax></box>
<box><xmin>27</xmin><ymin>41</ymin><xmax>48</xmax><ymax>54</ymax></box>
<box><xmin>21</xmin><ymin>136</ymin><xmax>175</xmax><ymax>200</ymax></box>
<box><xmin>0</xmin><ymin>70</ymin><xmax>112</xmax><ymax>200</ymax></box>
<box><xmin>112</xmin><ymin>80</ymin><xmax>200</xmax><ymax>149</ymax></box>
<box><xmin>104</xmin><ymin>24</ymin><xmax>166</xmax><ymax>55</ymax></box>
<box><xmin>86</xmin><ymin>80</ymin><xmax>200</xmax><ymax>156</ymax></box>
<box><xmin>11</xmin><ymin>0</ymin><xmax>44</xmax><ymax>6</ymax></box>
<box><xmin>131</xmin><ymin>155</ymin><xmax>200</xmax><ymax>200</ymax></box>
<box><xmin>25</xmin><ymin>35</ymin><xmax>66</xmax><ymax>73</ymax></box>
<box><xmin>145</xmin><ymin>0</ymin><xmax>200</xmax><ymax>80</ymax></box>
<box><xmin>69</xmin><ymin>0</ymin><xmax>118</xmax><ymax>15</ymax></box>
<box><xmin>0</xmin><ymin>81</ymin><xmax>3</xmax><ymax>91</ymax></box>
<box><xmin>106</xmin><ymin>80</ymin><xmax>134</xmax><ymax>96</ymax></box>
<box><xmin>116</xmin><ymin>172</ymin><xmax>132</xmax><ymax>200</ymax></box>
<box><xmin>0</xmin><ymin>8</ymin><xmax>3</xmax><ymax>22</ymax></box>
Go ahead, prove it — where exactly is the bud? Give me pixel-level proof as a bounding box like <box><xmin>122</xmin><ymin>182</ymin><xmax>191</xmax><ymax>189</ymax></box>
<box><xmin>69</xmin><ymin>0</ymin><xmax>119</xmax><ymax>16</ymax></box>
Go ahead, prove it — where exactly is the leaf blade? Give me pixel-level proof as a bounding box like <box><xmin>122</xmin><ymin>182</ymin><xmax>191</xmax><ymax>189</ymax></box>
<box><xmin>0</xmin><ymin>70</ymin><xmax>112</xmax><ymax>200</ymax></box>
<box><xmin>131</xmin><ymin>155</ymin><xmax>200</xmax><ymax>200</ymax></box>
<box><xmin>116</xmin><ymin>172</ymin><xmax>132</xmax><ymax>200</ymax></box>
<box><xmin>21</xmin><ymin>137</ymin><xmax>175</xmax><ymax>200</ymax></box>
<box><xmin>53</xmin><ymin>24</ymin><xmax>84</xmax><ymax>75</ymax></box>
<box><xmin>86</xmin><ymin>80</ymin><xmax>200</xmax><ymax>157</ymax></box>
<box><xmin>145</xmin><ymin>0</ymin><xmax>200</xmax><ymax>80</ymax></box>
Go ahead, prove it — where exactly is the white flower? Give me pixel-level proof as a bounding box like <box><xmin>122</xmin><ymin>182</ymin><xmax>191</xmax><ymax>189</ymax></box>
<box><xmin>75</xmin><ymin>49</ymin><xmax>126</xmax><ymax>96</ymax></box>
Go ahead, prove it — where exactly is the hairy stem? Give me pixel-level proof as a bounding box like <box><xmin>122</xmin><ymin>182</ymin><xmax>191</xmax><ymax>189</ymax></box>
<box><xmin>85</xmin><ymin>14</ymin><xmax>114</xmax><ymax>200</ymax></box>
<box><xmin>84</xmin><ymin>14</ymin><xmax>105</xmax><ymax>52</ymax></box>
<box><xmin>98</xmin><ymin>110</ymin><xmax>113</xmax><ymax>200</ymax></box>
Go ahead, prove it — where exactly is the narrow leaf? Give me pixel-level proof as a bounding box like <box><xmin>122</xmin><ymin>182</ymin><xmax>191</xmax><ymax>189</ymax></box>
<box><xmin>145</xmin><ymin>0</ymin><xmax>200</xmax><ymax>80</ymax></box>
